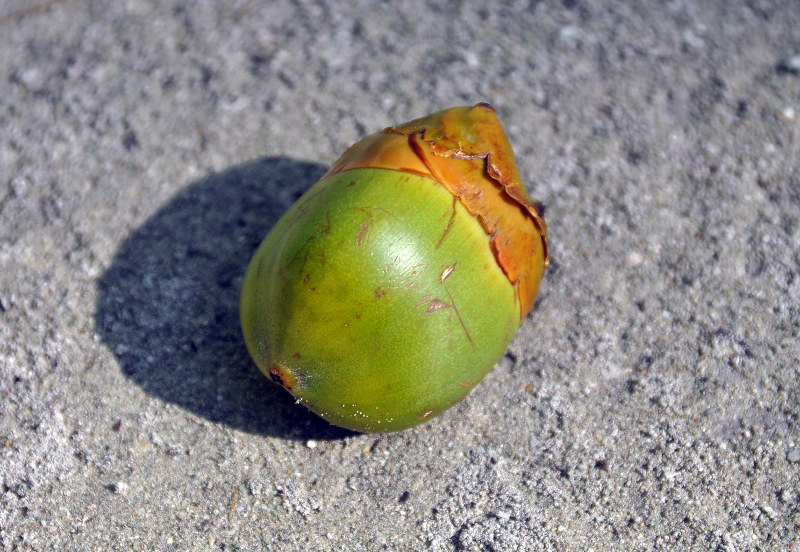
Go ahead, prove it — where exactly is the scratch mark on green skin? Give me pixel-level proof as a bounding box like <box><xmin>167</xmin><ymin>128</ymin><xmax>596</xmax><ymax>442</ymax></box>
<box><xmin>440</xmin><ymin>262</ymin><xmax>457</xmax><ymax>282</ymax></box>
<box><xmin>426</xmin><ymin>299</ymin><xmax>449</xmax><ymax>314</ymax></box>
<box><xmin>444</xmin><ymin>283</ymin><xmax>473</xmax><ymax>346</ymax></box>
<box><xmin>357</xmin><ymin>205</ymin><xmax>400</xmax><ymax>219</ymax></box>
<box><xmin>354</xmin><ymin>206</ymin><xmax>398</xmax><ymax>246</ymax></box>
<box><xmin>356</xmin><ymin>213</ymin><xmax>374</xmax><ymax>246</ymax></box>
<box><xmin>436</xmin><ymin>196</ymin><xmax>458</xmax><ymax>249</ymax></box>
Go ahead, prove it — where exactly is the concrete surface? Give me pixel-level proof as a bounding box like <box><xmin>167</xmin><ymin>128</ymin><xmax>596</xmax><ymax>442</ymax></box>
<box><xmin>1</xmin><ymin>0</ymin><xmax>799</xmax><ymax>550</ymax></box>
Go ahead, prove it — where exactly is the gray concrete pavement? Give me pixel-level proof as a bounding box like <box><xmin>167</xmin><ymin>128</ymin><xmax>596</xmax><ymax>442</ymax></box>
<box><xmin>1</xmin><ymin>1</ymin><xmax>799</xmax><ymax>549</ymax></box>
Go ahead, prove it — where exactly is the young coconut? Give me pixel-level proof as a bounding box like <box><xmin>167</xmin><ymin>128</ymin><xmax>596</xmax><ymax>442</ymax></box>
<box><xmin>240</xmin><ymin>103</ymin><xmax>548</xmax><ymax>432</ymax></box>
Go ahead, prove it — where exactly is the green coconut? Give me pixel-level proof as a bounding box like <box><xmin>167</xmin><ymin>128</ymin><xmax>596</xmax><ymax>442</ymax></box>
<box><xmin>240</xmin><ymin>104</ymin><xmax>548</xmax><ymax>432</ymax></box>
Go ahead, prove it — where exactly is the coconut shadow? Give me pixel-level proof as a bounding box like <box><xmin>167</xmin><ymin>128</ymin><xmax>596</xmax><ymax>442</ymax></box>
<box><xmin>95</xmin><ymin>157</ymin><xmax>355</xmax><ymax>440</ymax></box>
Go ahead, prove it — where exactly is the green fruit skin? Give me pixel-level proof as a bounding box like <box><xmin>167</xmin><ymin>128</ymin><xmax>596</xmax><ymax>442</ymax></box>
<box><xmin>240</xmin><ymin>168</ymin><xmax>519</xmax><ymax>432</ymax></box>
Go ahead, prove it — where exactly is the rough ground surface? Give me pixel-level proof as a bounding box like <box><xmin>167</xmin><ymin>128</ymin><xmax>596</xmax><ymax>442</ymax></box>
<box><xmin>1</xmin><ymin>0</ymin><xmax>799</xmax><ymax>550</ymax></box>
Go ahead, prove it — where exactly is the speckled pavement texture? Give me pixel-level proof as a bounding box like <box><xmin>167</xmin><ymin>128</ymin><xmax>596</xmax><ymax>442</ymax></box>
<box><xmin>1</xmin><ymin>0</ymin><xmax>799</xmax><ymax>550</ymax></box>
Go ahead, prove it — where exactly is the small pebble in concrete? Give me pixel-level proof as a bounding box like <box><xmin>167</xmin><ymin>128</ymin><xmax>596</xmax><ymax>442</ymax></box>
<box><xmin>778</xmin><ymin>54</ymin><xmax>800</xmax><ymax>74</ymax></box>
<box><xmin>787</xmin><ymin>448</ymin><xmax>800</xmax><ymax>463</ymax></box>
